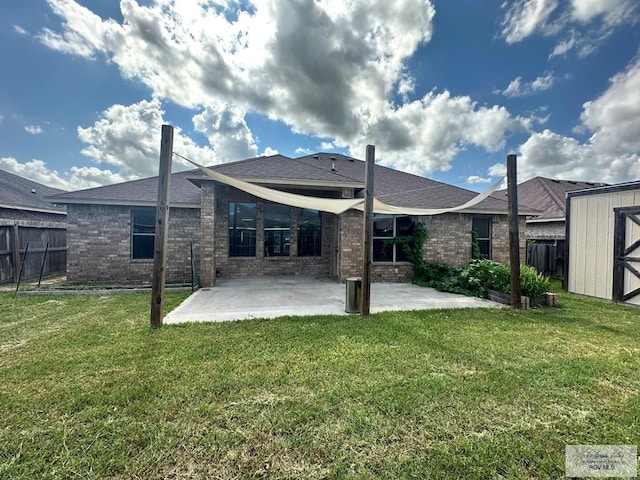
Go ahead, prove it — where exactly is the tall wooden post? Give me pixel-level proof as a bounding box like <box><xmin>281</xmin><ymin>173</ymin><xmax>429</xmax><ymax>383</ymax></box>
<box><xmin>11</xmin><ymin>224</ymin><xmax>20</xmax><ymax>282</ymax></box>
<box><xmin>150</xmin><ymin>125</ymin><xmax>173</xmax><ymax>328</ymax></box>
<box><xmin>507</xmin><ymin>153</ymin><xmax>522</xmax><ymax>309</ymax></box>
<box><xmin>361</xmin><ymin>145</ymin><xmax>375</xmax><ymax>316</ymax></box>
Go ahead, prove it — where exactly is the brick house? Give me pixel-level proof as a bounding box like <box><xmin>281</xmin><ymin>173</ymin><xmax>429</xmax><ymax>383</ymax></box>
<box><xmin>493</xmin><ymin>177</ymin><xmax>605</xmax><ymax>277</ymax></box>
<box><xmin>0</xmin><ymin>169</ymin><xmax>67</xmax><ymax>283</ymax></box>
<box><xmin>51</xmin><ymin>153</ymin><xmax>530</xmax><ymax>286</ymax></box>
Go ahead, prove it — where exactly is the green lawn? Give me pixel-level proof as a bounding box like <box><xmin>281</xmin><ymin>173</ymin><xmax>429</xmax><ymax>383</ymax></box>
<box><xmin>0</xmin><ymin>287</ymin><xmax>638</xmax><ymax>479</ymax></box>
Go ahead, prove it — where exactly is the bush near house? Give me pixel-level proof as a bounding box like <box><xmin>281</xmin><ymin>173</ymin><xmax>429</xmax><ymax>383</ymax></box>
<box><xmin>415</xmin><ymin>259</ymin><xmax>550</xmax><ymax>300</ymax></box>
<box><xmin>398</xmin><ymin>222</ymin><xmax>551</xmax><ymax>300</ymax></box>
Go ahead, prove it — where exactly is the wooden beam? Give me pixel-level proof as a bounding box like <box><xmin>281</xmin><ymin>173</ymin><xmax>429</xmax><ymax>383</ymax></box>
<box><xmin>150</xmin><ymin>125</ymin><xmax>174</xmax><ymax>328</ymax></box>
<box><xmin>11</xmin><ymin>224</ymin><xmax>20</xmax><ymax>283</ymax></box>
<box><xmin>361</xmin><ymin>145</ymin><xmax>375</xmax><ymax>316</ymax></box>
<box><xmin>507</xmin><ymin>154</ymin><xmax>522</xmax><ymax>309</ymax></box>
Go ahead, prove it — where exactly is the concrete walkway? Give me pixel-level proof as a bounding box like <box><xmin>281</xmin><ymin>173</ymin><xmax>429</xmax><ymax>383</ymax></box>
<box><xmin>164</xmin><ymin>276</ymin><xmax>502</xmax><ymax>323</ymax></box>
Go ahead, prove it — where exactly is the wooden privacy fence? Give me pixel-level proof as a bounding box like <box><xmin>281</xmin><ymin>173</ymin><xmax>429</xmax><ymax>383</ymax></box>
<box><xmin>0</xmin><ymin>224</ymin><xmax>67</xmax><ymax>284</ymax></box>
<box><xmin>526</xmin><ymin>241</ymin><xmax>565</xmax><ymax>279</ymax></box>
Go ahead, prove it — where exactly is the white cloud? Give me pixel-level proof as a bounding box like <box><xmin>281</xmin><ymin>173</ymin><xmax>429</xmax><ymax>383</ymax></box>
<box><xmin>367</xmin><ymin>90</ymin><xmax>529</xmax><ymax>176</ymax></box>
<box><xmin>261</xmin><ymin>147</ymin><xmax>279</xmax><ymax>157</ymax></box>
<box><xmin>500</xmin><ymin>73</ymin><xmax>557</xmax><ymax>97</ymax></box>
<box><xmin>580</xmin><ymin>56</ymin><xmax>640</xmax><ymax>154</ymax></box>
<box><xmin>488</xmin><ymin>162</ymin><xmax>507</xmax><ymax>177</ymax></box>
<box><xmin>192</xmin><ymin>102</ymin><xmax>258</xmax><ymax>162</ymax></box>
<box><xmin>320</xmin><ymin>141</ymin><xmax>336</xmax><ymax>150</ymax></box>
<box><xmin>77</xmin><ymin>98</ymin><xmax>217</xmax><ymax>179</ymax></box>
<box><xmin>0</xmin><ymin>156</ymin><xmax>125</xmax><ymax>190</ymax></box>
<box><xmin>500</xmin><ymin>0</ymin><xmax>559</xmax><ymax>44</ymax></box>
<box><xmin>13</xmin><ymin>25</ymin><xmax>27</xmax><ymax>35</ymax></box>
<box><xmin>516</xmin><ymin>56</ymin><xmax>640</xmax><ymax>184</ymax></box>
<box><xmin>466</xmin><ymin>175</ymin><xmax>492</xmax><ymax>184</ymax></box>
<box><xmin>571</xmin><ymin>0</ymin><xmax>637</xmax><ymax>25</ymax></box>
<box><xmin>37</xmin><ymin>0</ymin><xmax>531</xmax><ymax>178</ymax></box>
<box><xmin>25</xmin><ymin>125</ymin><xmax>43</xmax><ymax>135</ymax></box>
<box><xmin>501</xmin><ymin>0</ymin><xmax>638</xmax><ymax>58</ymax></box>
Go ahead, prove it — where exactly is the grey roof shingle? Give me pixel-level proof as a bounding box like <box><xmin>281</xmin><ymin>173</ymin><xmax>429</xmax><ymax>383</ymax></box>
<box><xmin>0</xmin><ymin>169</ymin><xmax>67</xmax><ymax>213</ymax></box>
<box><xmin>492</xmin><ymin>177</ymin><xmax>607</xmax><ymax>220</ymax></box>
<box><xmin>51</xmin><ymin>168</ymin><xmax>203</xmax><ymax>205</ymax></box>
<box><xmin>51</xmin><ymin>153</ymin><xmax>516</xmax><ymax>213</ymax></box>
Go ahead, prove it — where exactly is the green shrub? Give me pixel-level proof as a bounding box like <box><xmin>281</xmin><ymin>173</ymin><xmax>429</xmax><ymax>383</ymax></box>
<box><xmin>519</xmin><ymin>264</ymin><xmax>551</xmax><ymax>299</ymax></box>
<box><xmin>413</xmin><ymin>262</ymin><xmax>476</xmax><ymax>296</ymax></box>
<box><xmin>460</xmin><ymin>259</ymin><xmax>509</xmax><ymax>297</ymax></box>
<box><xmin>397</xmin><ymin>221</ymin><xmax>551</xmax><ymax>300</ymax></box>
<box><xmin>460</xmin><ymin>260</ymin><xmax>550</xmax><ymax>299</ymax></box>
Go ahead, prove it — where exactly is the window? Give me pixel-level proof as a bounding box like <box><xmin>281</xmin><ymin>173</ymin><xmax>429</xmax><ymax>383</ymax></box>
<box><xmin>131</xmin><ymin>209</ymin><xmax>155</xmax><ymax>259</ymax></box>
<box><xmin>229</xmin><ymin>202</ymin><xmax>257</xmax><ymax>257</ymax></box>
<box><xmin>373</xmin><ymin>215</ymin><xmax>415</xmax><ymax>262</ymax></box>
<box><xmin>472</xmin><ymin>217</ymin><xmax>492</xmax><ymax>259</ymax></box>
<box><xmin>297</xmin><ymin>208</ymin><xmax>322</xmax><ymax>256</ymax></box>
<box><xmin>264</xmin><ymin>204</ymin><xmax>290</xmax><ymax>256</ymax></box>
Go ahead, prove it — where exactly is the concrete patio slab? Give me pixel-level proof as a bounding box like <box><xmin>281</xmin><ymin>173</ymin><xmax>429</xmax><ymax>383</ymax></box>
<box><xmin>164</xmin><ymin>276</ymin><xmax>502</xmax><ymax>323</ymax></box>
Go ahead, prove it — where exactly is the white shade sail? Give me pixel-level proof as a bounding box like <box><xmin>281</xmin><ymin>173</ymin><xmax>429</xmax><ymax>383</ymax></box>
<box><xmin>182</xmin><ymin>156</ymin><xmax>503</xmax><ymax>216</ymax></box>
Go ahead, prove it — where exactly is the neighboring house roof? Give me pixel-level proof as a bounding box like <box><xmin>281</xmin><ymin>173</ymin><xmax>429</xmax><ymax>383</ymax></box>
<box><xmin>492</xmin><ymin>176</ymin><xmax>606</xmax><ymax>222</ymax></box>
<box><xmin>0</xmin><ymin>168</ymin><xmax>67</xmax><ymax>215</ymax></box>
<box><xmin>51</xmin><ymin>153</ymin><xmax>531</xmax><ymax>215</ymax></box>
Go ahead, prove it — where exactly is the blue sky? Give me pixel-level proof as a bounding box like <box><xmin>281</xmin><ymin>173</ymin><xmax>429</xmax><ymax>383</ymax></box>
<box><xmin>0</xmin><ymin>0</ymin><xmax>638</xmax><ymax>191</ymax></box>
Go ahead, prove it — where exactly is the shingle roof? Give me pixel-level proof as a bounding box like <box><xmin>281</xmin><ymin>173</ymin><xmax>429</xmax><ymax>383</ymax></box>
<box><xmin>51</xmin><ymin>153</ymin><xmax>517</xmax><ymax>214</ymax></box>
<box><xmin>51</xmin><ymin>168</ymin><xmax>203</xmax><ymax>206</ymax></box>
<box><xmin>492</xmin><ymin>177</ymin><xmax>607</xmax><ymax>220</ymax></box>
<box><xmin>0</xmin><ymin>169</ymin><xmax>66</xmax><ymax>214</ymax></box>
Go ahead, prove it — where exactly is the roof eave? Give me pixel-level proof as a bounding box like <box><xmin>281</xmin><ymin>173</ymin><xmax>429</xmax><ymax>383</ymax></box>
<box><xmin>53</xmin><ymin>199</ymin><xmax>201</xmax><ymax>209</ymax></box>
<box><xmin>187</xmin><ymin>176</ymin><xmax>364</xmax><ymax>190</ymax></box>
<box><xmin>527</xmin><ymin>217</ymin><xmax>565</xmax><ymax>223</ymax></box>
<box><xmin>0</xmin><ymin>203</ymin><xmax>67</xmax><ymax>215</ymax></box>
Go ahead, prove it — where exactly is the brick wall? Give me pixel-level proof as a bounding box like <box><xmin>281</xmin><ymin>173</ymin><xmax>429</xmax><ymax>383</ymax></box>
<box><xmin>66</xmin><ymin>196</ymin><xmax>527</xmax><ymax>285</ymax></box>
<box><xmin>211</xmin><ymin>186</ymin><xmax>334</xmax><ymax>279</ymax></box>
<box><xmin>423</xmin><ymin>213</ymin><xmax>525</xmax><ymax>266</ymax></box>
<box><xmin>67</xmin><ymin>204</ymin><xmax>200</xmax><ymax>283</ymax></box>
<box><xmin>0</xmin><ymin>207</ymin><xmax>66</xmax><ymax>226</ymax></box>
<box><xmin>200</xmin><ymin>182</ymin><xmax>215</xmax><ymax>286</ymax></box>
<box><xmin>490</xmin><ymin>215</ymin><xmax>527</xmax><ymax>264</ymax></box>
<box><xmin>526</xmin><ymin>221</ymin><xmax>565</xmax><ymax>241</ymax></box>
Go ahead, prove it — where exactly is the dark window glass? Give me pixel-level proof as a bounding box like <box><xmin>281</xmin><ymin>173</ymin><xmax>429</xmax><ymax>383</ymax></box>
<box><xmin>229</xmin><ymin>202</ymin><xmax>257</xmax><ymax>257</ymax></box>
<box><xmin>297</xmin><ymin>208</ymin><xmax>322</xmax><ymax>256</ymax></box>
<box><xmin>264</xmin><ymin>204</ymin><xmax>290</xmax><ymax>256</ymax></box>
<box><xmin>373</xmin><ymin>216</ymin><xmax>394</xmax><ymax>237</ymax></box>
<box><xmin>472</xmin><ymin>217</ymin><xmax>492</xmax><ymax>259</ymax></box>
<box><xmin>373</xmin><ymin>239</ymin><xmax>393</xmax><ymax>262</ymax></box>
<box><xmin>131</xmin><ymin>209</ymin><xmax>156</xmax><ymax>259</ymax></box>
<box><xmin>373</xmin><ymin>215</ymin><xmax>415</xmax><ymax>262</ymax></box>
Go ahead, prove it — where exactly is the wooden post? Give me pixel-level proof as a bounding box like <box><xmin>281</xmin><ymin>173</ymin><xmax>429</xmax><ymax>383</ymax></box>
<box><xmin>507</xmin><ymin>153</ymin><xmax>522</xmax><ymax>309</ymax></box>
<box><xmin>11</xmin><ymin>224</ymin><xmax>20</xmax><ymax>283</ymax></box>
<box><xmin>150</xmin><ymin>125</ymin><xmax>173</xmax><ymax>328</ymax></box>
<box><xmin>361</xmin><ymin>145</ymin><xmax>375</xmax><ymax>316</ymax></box>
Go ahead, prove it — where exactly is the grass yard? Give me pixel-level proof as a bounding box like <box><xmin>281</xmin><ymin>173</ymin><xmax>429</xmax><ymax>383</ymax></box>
<box><xmin>0</xmin><ymin>287</ymin><xmax>639</xmax><ymax>479</ymax></box>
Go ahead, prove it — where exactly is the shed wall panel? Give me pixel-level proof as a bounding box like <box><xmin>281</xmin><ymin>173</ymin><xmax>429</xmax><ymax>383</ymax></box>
<box><xmin>568</xmin><ymin>188</ymin><xmax>640</xmax><ymax>300</ymax></box>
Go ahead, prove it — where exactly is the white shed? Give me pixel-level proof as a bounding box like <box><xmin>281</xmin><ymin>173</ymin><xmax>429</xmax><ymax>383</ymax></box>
<box><xmin>565</xmin><ymin>181</ymin><xmax>640</xmax><ymax>306</ymax></box>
